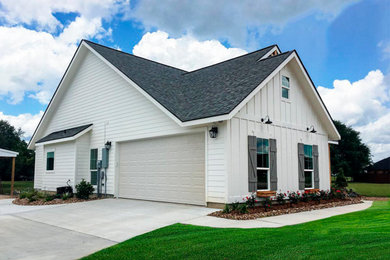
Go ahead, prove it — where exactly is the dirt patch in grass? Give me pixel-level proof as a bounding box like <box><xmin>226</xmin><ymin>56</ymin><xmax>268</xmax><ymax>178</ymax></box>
<box><xmin>209</xmin><ymin>198</ymin><xmax>363</xmax><ymax>220</ymax></box>
<box><xmin>13</xmin><ymin>197</ymin><xmax>100</xmax><ymax>206</ymax></box>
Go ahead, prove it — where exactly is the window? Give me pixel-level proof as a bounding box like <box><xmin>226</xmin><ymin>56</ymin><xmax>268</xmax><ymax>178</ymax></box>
<box><xmin>304</xmin><ymin>145</ymin><xmax>313</xmax><ymax>188</ymax></box>
<box><xmin>257</xmin><ymin>138</ymin><xmax>269</xmax><ymax>190</ymax></box>
<box><xmin>282</xmin><ymin>75</ymin><xmax>290</xmax><ymax>99</ymax></box>
<box><xmin>46</xmin><ymin>151</ymin><xmax>54</xmax><ymax>171</ymax></box>
<box><xmin>90</xmin><ymin>149</ymin><xmax>98</xmax><ymax>185</ymax></box>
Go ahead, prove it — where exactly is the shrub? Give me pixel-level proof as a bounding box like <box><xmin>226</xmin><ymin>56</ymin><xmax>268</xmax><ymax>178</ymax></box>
<box><xmin>231</xmin><ymin>201</ymin><xmax>240</xmax><ymax>211</ymax></box>
<box><xmin>238</xmin><ymin>203</ymin><xmax>248</xmax><ymax>214</ymax></box>
<box><xmin>75</xmin><ymin>179</ymin><xmax>94</xmax><ymax>200</ymax></box>
<box><xmin>62</xmin><ymin>193</ymin><xmax>71</xmax><ymax>200</ymax></box>
<box><xmin>301</xmin><ymin>191</ymin><xmax>310</xmax><ymax>202</ymax></box>
<box><xmin>335</xmin><ymin>168</ymin><xmax>348</xmax><ymax>189</ymax></box>
<box><xmin>276</xmin><ymin>192</ymin><xmax>286</xmax><ymax>205</ymax></box>
<box><xmin>288</xmin><ymin>191</ymin><xmax>300</xmax><ymax>204</ymax></box>
<box><xmin>263</xmin><ymin>197</ymin><xmax>272</xmax><ymax>211</ymax></box>
<box><xmin>335</xmin><ymin>189</ymin><xmax>346</xmax><ymax>199</ymax></box>
<box><xmin>319</xmin><ymin>190</ymin><xmax>330</xmax><ymax>200</ymax></box>
<box><xmin>310</xmin><ymin>192</ymin><xmax>321</xmax><ymax>203</ymax></box>
<box><xmin>347</xmin><ymin>189</ymin><xmax>360</xmax><ymax>198</ymax></box>
<box><xmin>44</xmin><ymin>194</ymin><xmax>55</xmax><ymax>202</ymax></box>
<box><xmin>245</xmin><ymin>194</ymin><xmax>257</xmax><ymax>209</ymax></box>
<box><xmin>223</xmin><ymin>204</ymin><xmax>231</xmax><ymax>214</ymax></box>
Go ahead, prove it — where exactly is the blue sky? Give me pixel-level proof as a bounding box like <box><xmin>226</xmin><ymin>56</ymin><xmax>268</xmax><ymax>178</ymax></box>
<box><xmin>0</xmin><ymin>0</ymin><xmax>389</xmax><ymax>160</ymax></box>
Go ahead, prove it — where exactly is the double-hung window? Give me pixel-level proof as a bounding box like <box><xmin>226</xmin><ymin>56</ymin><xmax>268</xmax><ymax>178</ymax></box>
<box><xmin>282</xmin><ymin>75</ymin><xmax>290</xmax><ymax>99</ymax></box>
<box><xmin>257</xmin><ymin>138</ymin><xmax>270</xmax><ymax>190</ymax></box>
<box><xmin>46</xmin><ymin>151</ymin><xmax>54</xmax><ymax>171</ymax></box>
<box><xmin>90</xmin><ymin>149</ymin><xmax>98</xmax><ymax>185</ymax></box>
<box><xmin>304</xmin><ymin>145</ymin><xmax>314</xmax><ymax>189</ymax></box>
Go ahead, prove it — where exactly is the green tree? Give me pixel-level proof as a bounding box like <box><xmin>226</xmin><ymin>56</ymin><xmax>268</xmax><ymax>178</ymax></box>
<box><xmin>0</xmin><ymin>120</ymin><xmax>35</xmax><ymax>181</ymax></box>
<box><xmin>330</xmin><ymin>120</ymin><xmax>371</xmax><ymax>180</ymax></box>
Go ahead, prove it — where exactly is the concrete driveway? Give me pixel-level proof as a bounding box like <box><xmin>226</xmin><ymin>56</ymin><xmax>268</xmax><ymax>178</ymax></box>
<box><xmin>0</xmin><ymin>198</ymin><xmax>215</xmax><ymax>260</ymax></box>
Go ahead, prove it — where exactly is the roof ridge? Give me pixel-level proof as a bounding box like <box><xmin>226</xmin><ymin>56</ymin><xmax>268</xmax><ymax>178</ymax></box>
<box><xmin>83</xmin><ymin>39</ymin><xmax>188</xmax><ymax>73</ymax></box>
<box><xmin>256</xmin><ymin>50</ymin><xmax>293</xmax><ymax>62</ymax></box>
<box><xmin>182</xmin><ymin>44</ymin><xmax>278</xmax><ymax>75</ymax></box>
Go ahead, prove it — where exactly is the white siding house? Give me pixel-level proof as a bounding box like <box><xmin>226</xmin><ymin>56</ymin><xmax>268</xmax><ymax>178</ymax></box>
<box><xmin>29</xmin><ymin>41</ymin><xmax>340</xmax><ymax>206</ymax></box>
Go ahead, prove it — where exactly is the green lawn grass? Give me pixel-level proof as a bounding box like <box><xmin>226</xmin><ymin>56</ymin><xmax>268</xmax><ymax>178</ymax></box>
<box><xmin>84</xmin><ymin>201</ymin><xmax>390</xmax><ymax>260</ymax></box>
<box><xmin>0</xmin><ymin>181</ymin><xmax>33</xmax><ymax>194</ymax></box>
<box><xmin>348</xmin><ymin>182</ymin><xmax>390</xmax><ymax>197</ymax></box>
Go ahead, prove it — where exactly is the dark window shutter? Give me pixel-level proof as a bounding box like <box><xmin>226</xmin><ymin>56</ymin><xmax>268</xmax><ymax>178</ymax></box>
<box><xmin>248</xmin><ymin>136</ymin><xmax>257</xmax><ymax>192</ymax></box>
<box><xmin>313</xmin><ymin>145</ymin><xmax>319</xmax><ymax>189</ymax></box>
<box><xmin>269</xmin><ymin>139</ymin><xmax>278</xmax><ymax>191</ymax></box>
<box><xmin>298</xmin><ymin>143</ymin><xmax>305</xmax><ymax>190</ymax></box>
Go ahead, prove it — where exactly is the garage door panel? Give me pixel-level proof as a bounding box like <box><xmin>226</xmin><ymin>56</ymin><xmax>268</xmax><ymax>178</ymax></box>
<box><xmin>119</xmin><ymin>133</ymin><xmax>205</xmax><ymax>205</ymax></box>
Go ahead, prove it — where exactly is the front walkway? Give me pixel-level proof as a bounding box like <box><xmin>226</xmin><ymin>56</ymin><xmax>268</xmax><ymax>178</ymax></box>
<box><xmin>181</xmin><ymin>200</ymin><xmax>373</xmax><ymax>228</ymax></box>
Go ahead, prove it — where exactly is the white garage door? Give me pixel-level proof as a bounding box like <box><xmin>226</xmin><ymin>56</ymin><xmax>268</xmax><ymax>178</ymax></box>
<box><xmin>118</xmin><ymin>133</ymin><xmax>205</xmax><ymax>205</ymax></box>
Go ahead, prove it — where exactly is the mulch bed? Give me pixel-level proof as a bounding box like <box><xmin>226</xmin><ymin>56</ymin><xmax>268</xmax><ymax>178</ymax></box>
<box><xmin>13</xmin><ymin>197</ymin><xmax>100</xmax><ymax>206</ymax></box>
<box><xmin>209</xmin><ymin>198</ymin><xmax>363</xmax><ymax>220</ymax></box>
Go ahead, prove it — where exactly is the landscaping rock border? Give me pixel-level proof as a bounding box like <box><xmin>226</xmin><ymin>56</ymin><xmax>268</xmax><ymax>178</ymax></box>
<box><xmin>209</xmin><ymin>199</ymin><xmax>363</xmax><ymax>220</ymax></box>
<box><xmin>12</xmin><ymin>197</ymin><xmax>100</xmax><ymax>206</ymax></box>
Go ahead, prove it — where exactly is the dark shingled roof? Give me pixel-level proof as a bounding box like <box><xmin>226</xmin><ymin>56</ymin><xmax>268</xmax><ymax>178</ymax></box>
<box><xmin>85</xmin><ymin>40</ymin><xmax>293</xmax><ymax>122</ymax></box>
<box><xmin>36</xmin><ymin>124</ymin><xmax>92</xmax><ymax>143</ymax></box>
<box><xmin>367</xmin><ymin>157</ymin><xmax>390</xmax><ymax>171</ymax></box>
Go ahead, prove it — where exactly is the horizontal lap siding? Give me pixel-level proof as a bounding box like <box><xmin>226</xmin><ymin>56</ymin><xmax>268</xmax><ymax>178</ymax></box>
<box><xmin>33</xmin><ymin>146</ymin><xmax>44</xmax><ymax>189</ymax></box>
<box><xmin>228</xmin><ymin>62</ymin><xmax>330</xmax><ymax>202</ymax></box>
<box><xmin>42</xmin><ymin>142</ymin><xmax>75</xmax><ymax>191</ymax></box>
<box><xmin>75</xmin><ymin>133</ymin><xmax>90</xmax><ymax>184</ymax></box>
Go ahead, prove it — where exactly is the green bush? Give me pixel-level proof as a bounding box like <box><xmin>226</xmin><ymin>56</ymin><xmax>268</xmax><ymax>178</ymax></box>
<box><xmin>231</xmin><ymin>201</ymin><xmax>240</xmax><ymax>211</ymax></box>
<box><xmin>75</xmin><ymin>179</ymin><xmax>94</xmax><ymax>200</ymax></box>
<box><xmin>222</xmin><ymin>204</ymin><xmax>231</xmax><ymax>214</ymax></box>
<box><xmin>44</xmin><ymin>194</ymin><xmax>55</xmax><ymax>202</ymax></box>
<box><xmin>335</xmin><ymin>168</ymin><xmax>348</xmax><ymax>189</ymax></box>
<box><xmin>238</xmin><ymin>203</ymin><xmax>248</xmax><ymax>214</ymax></box>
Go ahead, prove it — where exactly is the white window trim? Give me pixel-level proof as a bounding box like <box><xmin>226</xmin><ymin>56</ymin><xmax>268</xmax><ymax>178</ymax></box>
<box><xmin>304</xmin><ymin>169</ymin><xmax>314</xmax><ymax>189</ymax></box>
<box><xmin>45</xmin><ymin>149</ymin><xmax>55</xmax><ymax>173</ymax></box>
<box><xmin>281</xmin><ymin>75</ymin><xmax>290</xmax><ymax>100</ymax></box>
<box><xmin>257</xmin><ymin>167</ymin><xmax>270</xmax><ymax>191</ymax></box>
<box><xmin>90</xmin><ymin>148</ymin><xmax>98</xmax><ymax>186</ymax></box>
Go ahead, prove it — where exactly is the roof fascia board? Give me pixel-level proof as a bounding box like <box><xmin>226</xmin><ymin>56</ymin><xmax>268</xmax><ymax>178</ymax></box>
<box><xmin>83</xmin><ymin>42</ymin><xmax>185</xmax><ymax>127</ymax></box>
<box><xmin>292</xmin><ymin>53</ymin><xmax>341</xmax><ymax>140</ymax></box>
<box><xmin>36</xmin><ymin>126</ymin><xmax>92</xmax><ymax>146</ymax></box>
<box><xmin>28</xmin><ymin>43</ymin><xmax>86</xmax><ymax>150</ymax></box>
<box><xmin>181</xmin><ymin>114</ymin><xmax>230</xmax><ymax>127</ymax></box>
<box><xmin>0</xmin><ymin>148</ymin><xmax>19</xmax><ymax>157</ymax></box>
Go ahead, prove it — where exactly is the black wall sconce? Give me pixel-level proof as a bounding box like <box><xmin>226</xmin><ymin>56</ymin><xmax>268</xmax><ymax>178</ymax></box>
<box><xmin>307</xmin><ymin>125</ymin><xmax>317</xmax><ymax>133</ymax></box>
<box><xmin>209</xmin><ymin>127</ymin><xmax>218</xmax><ymax>138</ymax></box>
<box><xmin>261</xmin><ymin>115</ymin><xmax>272</xmax><ymax>124</ymax></box>
<box><xmin>105</xmin><ymin>141</ymin><xmax>112</xmax><ymax>150</ymax></box>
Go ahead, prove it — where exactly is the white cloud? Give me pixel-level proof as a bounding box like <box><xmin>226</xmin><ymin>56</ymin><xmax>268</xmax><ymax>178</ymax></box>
<box><xmin>133</xmin><ymin>31</ymin><xmax>247</xmax><ymax>71</ymax></box>
<box><xmin>130</xmin><ymin>0</ymin><xmax>357</xmax><ymax>47</ymax></box>
<box><xmin>0</xmin><ymin>0</ymin><xmax>128</xmax><ymax>104</ymax></box>
<box><xmin>0</xmin><ymin>111</ymin><xmax>44</xmax><ymax>139</ymax></box>
<box><xmin>318</xmin><ymin>70</ymin><xmax>390</xmax><ymax>161</ymax></box>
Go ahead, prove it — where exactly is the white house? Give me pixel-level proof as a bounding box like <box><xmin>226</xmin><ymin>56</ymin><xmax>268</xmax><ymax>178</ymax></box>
<box><xmin>28</xmin><ymin>40</ymin><xmax>340</xmax><ymax>206</ymax></box>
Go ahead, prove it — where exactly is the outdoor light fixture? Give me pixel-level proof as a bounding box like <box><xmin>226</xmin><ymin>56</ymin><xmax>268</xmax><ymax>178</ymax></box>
<box><xmin>104</xmin><ymin>141</ymin><xmax>112</xmax><ymax>150</ymax></box>
<box><xmin>209</xmin><ymin>127</ymin><xmax>218</xmax><ymax>138</ymax></box>
<box><xmin>261</xmin><ymin>115</ymin><xmax>272</xmax><ymax>124</ymax></box>
<box><xmin>307</xmin><ymin>125</ymin><xmax>317</xmax><ymax>133</ymax></box>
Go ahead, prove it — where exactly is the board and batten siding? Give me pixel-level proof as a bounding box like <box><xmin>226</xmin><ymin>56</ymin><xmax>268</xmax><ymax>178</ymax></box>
<box><xmin>227</xmin><ymin>61</ymin><xmax>330</xmax><ymax>202</ymax></box>
<box><xmin>33</xmin><ymin>145</ymin><xmax>44</xmax><ymax>189</ymax></box>
<box><xmin>33</xmin><ymin>50</ymin><xmax>227</xmax><ymax>202</ymax></box>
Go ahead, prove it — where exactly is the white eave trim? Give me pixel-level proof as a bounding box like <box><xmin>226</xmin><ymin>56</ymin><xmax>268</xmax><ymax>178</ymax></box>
<box><xmin>83</xmin><ymin>42</ymin><xmax>185</xmax><ymax>127</ymax></box>
<box><xmin>328</xmin><ymin>140</ymin><xmax>339</xmax><ymax>145</ymax></box>
<box><xmin>35</xmin><ymin>126</ymin><xmax>92</xmax><ymax>146</ymax></box>
<box><xmin>0</xmin><ymin>148</ymin><xmax>19</xmax><ymax>157</ymax></box>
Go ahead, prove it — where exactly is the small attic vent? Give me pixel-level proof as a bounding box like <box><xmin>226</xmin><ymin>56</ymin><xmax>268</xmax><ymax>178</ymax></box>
<box><xmin>270</xmin><ymin>50</ymin><xmax>278</xmax><ymax>57</ymax></box>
